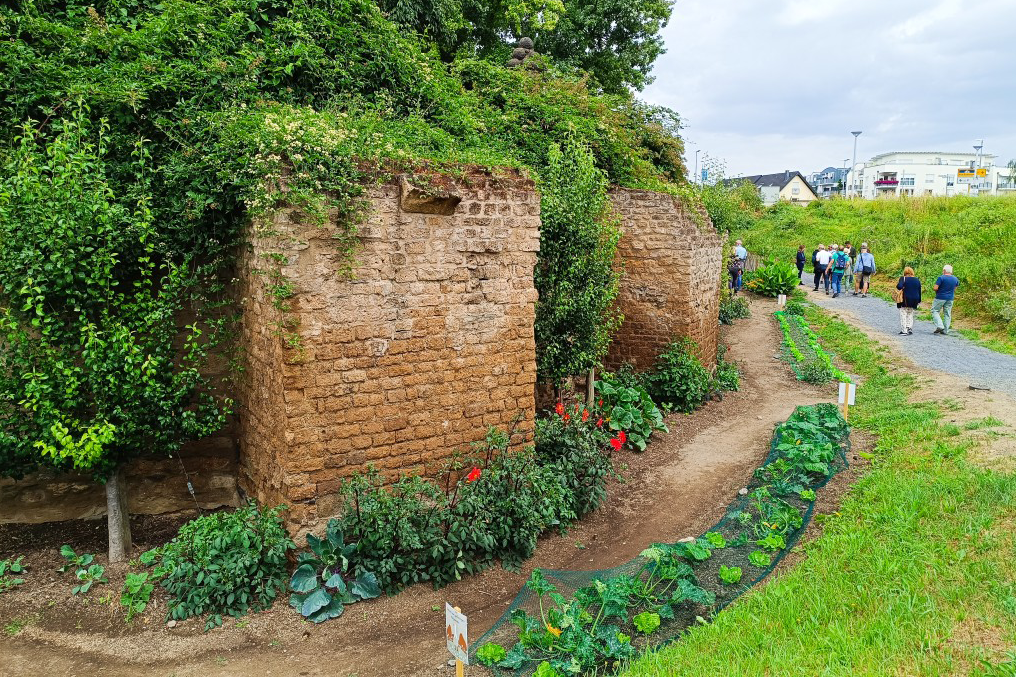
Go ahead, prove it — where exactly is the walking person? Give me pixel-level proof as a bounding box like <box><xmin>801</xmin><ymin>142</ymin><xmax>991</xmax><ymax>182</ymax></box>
<box><xmin>796</xmin><ymin>245</ymin><xmax>806</xmax><ymax>285</ymax></box>
<box><xmin>813</xmin><ymin>244</ymin><xmax>831</xmax><ymax>292</ymax></box>
<box><xmin>844</xmin><ymin>241</ymin><xmax>856</xmax><ymax>291</ymax></box>
<box><xmin>931</xmin><ymin>264</ymin><xmax>960</xmax><ymax>335</ymax></box>
<box><xmin>853</xmin><ymin>243</ymin><xmax>876</xmax><ymax>297</ymax></box>
<box><xmin>895</xmin><ymin>266</ymin><xmax>922</xmax><ymax>335</ymax></box>
<box><xmin>827</xmin><ymin>244</ymin><xmax>849</xmax><ymax>298</ymax></box>
<box><xmin>727</xmin><ymin>254</ymin><xmax>742</xmax><ymax>294</ymax></box>
<box><xmin>734</xmin><ymin>240</ymin><xmax>748</xmax><ymax>291</ymax></box>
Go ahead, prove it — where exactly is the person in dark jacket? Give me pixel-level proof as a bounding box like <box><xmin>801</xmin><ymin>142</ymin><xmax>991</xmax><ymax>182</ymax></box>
<box><xmin>796</xmin><ymin>245</ymin><xmax>806</xmax><ymax>285</ymax></box>
<box><xmin>896</xmin><ymin>266</ymin><xmax>922</xmax><ymax>335</ymax></box>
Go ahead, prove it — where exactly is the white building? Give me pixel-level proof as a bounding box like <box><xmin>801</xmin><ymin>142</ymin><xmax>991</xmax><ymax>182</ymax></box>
<box><xmin>845</xmin><ymin>151</ymin><xmax>1016</xmax><ymax>199</ymax></box>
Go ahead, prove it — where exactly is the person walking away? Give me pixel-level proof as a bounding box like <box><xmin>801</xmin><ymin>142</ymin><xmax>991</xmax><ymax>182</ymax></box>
<box><xmin>853</xmin><ymin>243</ymin><xmax>876</xmax><ymax>297</ymax></box>
<box><xmin>844</xmin><ymin>240</ymin><xmax>856</xmax><ymax>291</ymax></box>
<box><xmin>813</xmin><ymin>244</ymin><xmax>830</xmax><ymax>292</ymax></box>
<box><xmin>727</xmin><ymin>255</ymin><xmax>742</xmax><ymax>294</ymax></box>
<box><xmin>931</xmin><ymin>264</ymin><xmax>959</xmax><ymax>334</ymax></box>
<box><xmin>828</xmin><ymin>245</ymin><xmax>849</xmax><ymax>297</ymax></box>
<box><xmin>796</xmin><ymin>245</ymin><xmax>806</xmax><ymax>285</ymax></box>
<box><xmin>895</xmin><ymin>266</ymin><xmax>922</xmax><ymax>335</ymax></box>
<box><xmin>734</xmin><ymin>240</ymin><xmax>748</xmax><ymax>291</ymax></box>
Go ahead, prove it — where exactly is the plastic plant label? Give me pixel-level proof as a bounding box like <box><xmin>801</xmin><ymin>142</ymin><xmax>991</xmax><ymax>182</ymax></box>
<box><xmin>446</xmin><ymin>603</ymin><xmax>469</xmax><ymax>665</ymax></box>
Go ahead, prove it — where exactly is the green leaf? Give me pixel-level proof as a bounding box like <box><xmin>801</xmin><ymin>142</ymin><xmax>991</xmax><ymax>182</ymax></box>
<box><xmin>305</xmin><ymin>597</ymin><xmax>346</xmax><ymax>624</ymax></box>
<box><xmin>300</xmin><ymin>588</ymin><xmax>332</xmax><ymax>617</ymax></box>
<box><xmin>290</xmin><ymin>563</ymin><xmax>319</xmax><ymax>593</ymax></box>
<box><xmin>476</xmin><ymin>643</ymin><xmax>507</xmax><ymax>666</ymax></box>
<box><xmin>633</xmin><ymin>611</ymin><xmax>661</xmax><ymax>634</ymax></box>
<box><xmin>350</xmin><ymin>571</ymin><xmax>381</xmax><ymax>600</ymax></box>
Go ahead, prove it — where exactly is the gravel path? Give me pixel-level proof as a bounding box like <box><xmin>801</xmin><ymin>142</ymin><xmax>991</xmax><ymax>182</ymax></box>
<box><xmin>802</xmin><ymin>284</ymin><xmax>1016</xmax><ymax>399</ymax></box>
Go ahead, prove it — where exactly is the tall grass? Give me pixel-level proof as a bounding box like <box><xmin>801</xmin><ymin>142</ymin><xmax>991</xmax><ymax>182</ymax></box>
<box><xmin>732</xmin><ymin>196</ymin><xmax>1016</xmax><ymax>344</ymax></box>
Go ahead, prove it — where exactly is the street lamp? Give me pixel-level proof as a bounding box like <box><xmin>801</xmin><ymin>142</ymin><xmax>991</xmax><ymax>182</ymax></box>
<box><xmin>694</xmin><ymin>149</ymin><xmax>701</xmax><ymax>187</ymax></box>
<box><xmin>842</xmin><ymin>159</ymin><xmax>849</xmax><ymax>196</ymax></box>
<box><xmin>850</xmin><ymin>131</ymin><xmax>862</xmax><ymax>198</ymax></box>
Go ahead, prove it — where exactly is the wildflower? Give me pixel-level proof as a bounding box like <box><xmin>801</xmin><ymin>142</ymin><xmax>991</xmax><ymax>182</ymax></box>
<box><xmin>563</xmin><ymin>413</ymin><xmax>570</xmax><ymax>422</ymax></box>
<box><xmin>546</xmin><ymin>624</ymin><xmax>562</xmax><ymax>637</ymax></box>
<box><xmin>581</xmin><ymin>409</ymin><xmax>589</xmax><ymax>422</ymax></box>
<box><xmin>598</xmin><ymin>399</ymin><xmax>603</xmax><ymax>407</ymax></box>
<box><xmin>555</xmin><ymin>402</ymin><xmax>564</xmax><ymax>416</ymax></box>
<box><xmin>466</xmin><ymin>467</ymin><xmax>481</xmax><ymax>483</ymax></box>
<box><xmin>618</xmin><ymin>431</ymin><xmax>627</xmax><ymax>444</ymax></box>
<box><xmin>609</xmin><ymin>438</ymin><xmax>622</xmax><ymax>452</ymax></box>
<box><xmin>596</xmin><ymin>417</ymin><xmax>604</xmax><ymax>428</ymax></box>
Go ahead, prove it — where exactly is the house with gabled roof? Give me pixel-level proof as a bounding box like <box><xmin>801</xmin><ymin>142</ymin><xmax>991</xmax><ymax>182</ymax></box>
<box><xmin>724</xmin><ymin>170</ymin><xmax>819</xmax><ymax>206</ymax></box>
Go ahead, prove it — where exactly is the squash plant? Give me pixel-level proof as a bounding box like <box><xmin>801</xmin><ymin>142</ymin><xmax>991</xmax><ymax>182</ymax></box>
<box><xmin>289</xmin><ymin>520</ymin><xmax>381</xmax><ymax>623</ymax></box>
<box><xmin>594</xmin><ymin>377</ymin><xmax>667</xmax><ymax>451</ymax></box>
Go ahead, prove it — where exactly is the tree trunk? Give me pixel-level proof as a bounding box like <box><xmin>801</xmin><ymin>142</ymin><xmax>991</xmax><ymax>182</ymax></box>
<box><xmin>586</xmin><ymin>367</ymin><xmax>595</xmax><ymax>407</ymax></box>
<box><xmin>105</xmin><ymin>467</ymin><xmax>132</xmax><ymax>563</ymax></box>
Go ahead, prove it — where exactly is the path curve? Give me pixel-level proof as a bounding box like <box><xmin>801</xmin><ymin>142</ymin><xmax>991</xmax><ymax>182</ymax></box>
<box><xmin>804</xmin><ymin>286</ymin><xmax>1016</xmax><ymax>399</ymax></box>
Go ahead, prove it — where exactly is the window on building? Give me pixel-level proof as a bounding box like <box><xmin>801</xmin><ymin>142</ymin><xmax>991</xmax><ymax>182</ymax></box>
<box><xmin>791</xmin><ymin>186</ymin><xmax>800</xmax><ymax>195</ymax></box>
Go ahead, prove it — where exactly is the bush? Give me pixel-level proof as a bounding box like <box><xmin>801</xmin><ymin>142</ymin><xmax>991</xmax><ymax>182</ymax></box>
<box><xmin>743</xmin><ymin>261</ymin><xmax>800</xmax><ymax>297</ymax></box>
<box><xmin>289</xmin><ymin>520</ymin><xmax>381</xmax><ymax>623</ymax></box>
<box><xmin>784</xmin><ymin>300</ymin><xmax>806</xmax><ymax>316</ymax></box>
<box><xmin>719</xmin><ymin>294</ymin><xmax>751</xmax><ymax>324</ymax></box>
<box><xmin>535</xmin><ymin>410</ymin><xmax>615</xmax><ymax>517</ymax></box>
<box><xmin>143</xmin><ymin>504</ymin><xmax>294</xmax><ymax>630</ymax></box>
<box><xmin>596</xmin><ymin>371</ymin><xmax>668</xmax><ymax>449</ymax></box>
<box><xmin>713</xmin><ymin>360</ymin><xmax>741</xmax><ymax>392</ymax></box>
<box><xmin>645</xmin><ymin>340</ymin><xmax>711</xmax><ymax>413</ymax></box>
<box><xmin>336</xmin><ymin>422</ymin><xmax>610</xmax><ymax>593</ymax></box>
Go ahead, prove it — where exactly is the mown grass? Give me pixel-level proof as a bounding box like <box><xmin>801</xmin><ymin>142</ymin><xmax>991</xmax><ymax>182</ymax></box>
<box><xmin>621</xmin><ymin>307</ymin><xmax>1016</xmax><ymax>677</ymax></box>
<box><xmin>732</xmin><ymin>196</ymin><xmax>1016</xmax><ymax>353</ymax></box>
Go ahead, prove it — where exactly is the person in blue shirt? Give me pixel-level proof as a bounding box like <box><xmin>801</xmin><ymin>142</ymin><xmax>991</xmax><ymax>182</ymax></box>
<box><xmin>733</xmin><ymin>240</ymin><xmax>748</xmax><ymax>290</ymax></box>
<box><xmin>932</xmin><ymin>264</ymin><xmax>960</xmax><ymax>335</ymax></box>
<box><xmin>852</xmin><ymin>243</ymin><xmax>876</xmax><ymax>297</ymax></box>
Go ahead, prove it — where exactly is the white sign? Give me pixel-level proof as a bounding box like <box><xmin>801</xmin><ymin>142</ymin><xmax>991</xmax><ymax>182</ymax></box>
<box><xmin>838</xmin><ymin>382</ymin><xmax>856</xmax><ymax>406</ymax></box>
<box><xmin>777</xmin><ymin>294</ymin><xmax>787</xmax><ymax>307</ymax></box>
<box><xmin>445</xmin><ymin>603</ymin><xmax>469</xmax><ymax>665</ymax></box>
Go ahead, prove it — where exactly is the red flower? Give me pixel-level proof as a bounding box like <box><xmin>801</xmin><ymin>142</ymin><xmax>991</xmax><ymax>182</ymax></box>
<box><xmin>466</xmin><ymin>467</ymin><xmax>481</xmax><ymax>483</ymax></box>
<box><xmin>563</xmin><ymin>413</ymin><xmax>570</xmax><ymax>422</ymax></box>
<box><xmin>609</xmin><ymin>437</ymin><xmax>622</xmax><ymax>452</ymax></box>
<box><xmin>618</xmin><ymin>431</ymin><xmax>627</xmax><ymax>444</ymax></box>
<box><xmin>598</xmin><ymin>399</ymin><xmax>603</xmax><ymax>407</ymax></box>
<box><xmin>596</xmin><ymin>417</ymin><xmax>604</xmax><ymax>428</ymax></box>
<box><xmin>555</xmin><ymin>402</ymin><xmax>564</xmax><ymax>416</ymax></box>
<box><xmin>581</xmin><ymin>409</ymin><xmax>590</xmax><ymax>422</ymax></box>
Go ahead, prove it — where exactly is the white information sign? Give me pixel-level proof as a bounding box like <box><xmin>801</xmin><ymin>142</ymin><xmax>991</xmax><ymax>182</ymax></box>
<box><xmin>777</xmin><ymin>294</ymin><xmax>787</xmax><ymax>307</ymax></box>
<box><xmin>837</xmin><ymin>382</ymin><xmax>856</xmax><ymax>405</ymax></box>
<box><xmin>445</xmin><ymin>603</ymin><xmax>469</xmax><ymax>665</ymax></box>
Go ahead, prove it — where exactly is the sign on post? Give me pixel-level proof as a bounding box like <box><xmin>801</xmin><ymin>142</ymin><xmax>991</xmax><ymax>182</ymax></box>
<box><xmin>837</xmin><ymin>382</ymin><xmax>856</xmax><ymax>420</ymax></box>
<box><xmin>777</xmin><ymin>294</ymin><xmax>787</xmax><ymax>307</ymax></box>
<box><xmin>446</xmin><ymin>603</ymin><xmax>469</xmax><ymax>666</ymax></box>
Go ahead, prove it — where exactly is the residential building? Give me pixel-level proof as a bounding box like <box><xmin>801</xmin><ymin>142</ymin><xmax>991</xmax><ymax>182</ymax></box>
<box><xmin>845</xmin><ymin>151</ymin><xmax>1014</xmax><ymax>199</ymax></box>
<box><xmin>724</xmin><ymin>171</ymin><xmax>819</xmax><ymax>206</ymax></box>
<box><xmin>807</xmin><ymin>166</ymin><xmax>849</xmax><ymax>198</ymax></box>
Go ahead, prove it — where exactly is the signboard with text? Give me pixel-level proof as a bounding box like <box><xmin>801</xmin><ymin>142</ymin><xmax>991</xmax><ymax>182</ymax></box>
<box><xmin>445</xmin><ymin>603</ymin><xmax>469</xmax><ymax>665</ymax></box>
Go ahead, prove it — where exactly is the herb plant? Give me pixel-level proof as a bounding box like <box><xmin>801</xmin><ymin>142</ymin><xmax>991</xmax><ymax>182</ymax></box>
<box><xmin>72</xmin><ymin>565</ymin><xmax>108</xmax><ymax>595</ymax></box>
<box><xmin>0</xmin><ymin>557</ymin><xmax>26</xmax><ymax>594</ymax></box>
<box><xmin>121</xmin><ymin>572</ymin><xmax>154</xmax><ymax>622</ymax></box>
<box><xmin>718</xmin><ymin>566</ymin><xmax>743</xmax><ymax>585</ymax></box>
<box><xmin>748</xmin><ymin>551</ymin><xmax>772</xmax><ymax>568</ymax></box>
<box><xmin>58</xmin><ymin>546</ymin><xmax>95</xmax><ymax>573</ymax></box>
<box><xmin>645</xmin><ymin>339</ymin><xmax>711</xmax><ymax>413</ymax></box>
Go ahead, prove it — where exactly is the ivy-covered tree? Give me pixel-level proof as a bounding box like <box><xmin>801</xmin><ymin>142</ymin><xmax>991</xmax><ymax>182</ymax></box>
<box><xmin>536</xmin><ymin>0</ymin><xmax>675</xmax><ymax>93</ymax></box>
<box><xmin>0</xmin><ymin>112</ymin><xmax>228</xmax><ymax>562</ymax></box>
<box><xmin>534</xmin><ymin>135</ymin><xmax>623</xmax><ymax>389</ymax></box>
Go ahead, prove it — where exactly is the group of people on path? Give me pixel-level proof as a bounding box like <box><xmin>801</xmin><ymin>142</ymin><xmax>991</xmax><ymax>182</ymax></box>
<box><xmin>793</xmin><ymin>241</ymin><xmax>960</xmax><ymax>336</ymax></box>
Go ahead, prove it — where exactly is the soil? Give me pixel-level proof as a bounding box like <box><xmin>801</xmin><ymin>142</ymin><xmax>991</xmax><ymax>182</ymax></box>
<box><xmin>0</xmin><ymin>297</ymin><xmax>839</xmax><ymax>677</ymax></box>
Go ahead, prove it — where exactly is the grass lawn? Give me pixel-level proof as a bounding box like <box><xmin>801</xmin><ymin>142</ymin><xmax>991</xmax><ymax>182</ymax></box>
<box><xmin>622</xmin><ymin>308</ymin><xmax>1016</xmax><ymax>676</ymax></box>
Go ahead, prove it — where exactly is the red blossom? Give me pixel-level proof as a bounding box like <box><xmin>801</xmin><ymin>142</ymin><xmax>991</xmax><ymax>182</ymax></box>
<box><xmin>609</xmin><ymin>437</ymin><xmax>622</xmax><ymax>452</ymax></box>
<box><xmin>618</xmin><ymin>431</ymin><xmax>627</xmax><ymax>444</ymax></box>
<box><xmin>466</xmin><ymin>467</ymin><xmax>481</xmax><ymax>483</ymax></box>
<box><xmin>596</xmin><ymin>417</ymin><xmax>604</xmax><ymax>428</ymax></box>
<box><xmin>563</xmin><ymin>413</ymin><xmax>570</xmax><ymax>422</ymax></box>
<box><xmin>581</xmin><ymin>409</ymin><xmax>589</xmax><ymax>422</ymax></box>
<box><xmin>598</xmin><ymin>399</ymin><xmax>603</xmax><ymax>407</ymax></box>
<box><xmin>555</xmin><ymin>402</ymin><xmax>564</xmax><ymax>416</ymax></box>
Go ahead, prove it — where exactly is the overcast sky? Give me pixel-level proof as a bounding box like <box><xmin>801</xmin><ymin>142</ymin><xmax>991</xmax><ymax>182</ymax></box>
<box><xmin>642</xmin><ymin>0</ymin><xmax>1016</xmax><ymax>179</ymax></box>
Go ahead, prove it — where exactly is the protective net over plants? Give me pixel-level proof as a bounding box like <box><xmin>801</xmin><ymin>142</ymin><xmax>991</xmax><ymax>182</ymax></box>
<box><xmin>471</xmin><ymin>403</ymin><xmax>851</xmax><ymax>675</ymax></box>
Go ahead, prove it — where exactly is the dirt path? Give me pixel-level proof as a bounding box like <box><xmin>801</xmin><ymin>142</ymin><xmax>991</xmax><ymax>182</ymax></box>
<box><xmin>0</xmin><ymin>298</ymin><xmax>832</xmax><ymax>677</ymax></box>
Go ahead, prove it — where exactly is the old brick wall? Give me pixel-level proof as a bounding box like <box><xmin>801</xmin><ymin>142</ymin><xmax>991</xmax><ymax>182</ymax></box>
<box><xmin>605</xmin><ymin>188</ymin><xmax>723</xmax><ymax>371</ymax></box>
<box><xmin>237</xmin><ymin>171</ymin><xmax>541</xmax><ymax>531</ymax></box>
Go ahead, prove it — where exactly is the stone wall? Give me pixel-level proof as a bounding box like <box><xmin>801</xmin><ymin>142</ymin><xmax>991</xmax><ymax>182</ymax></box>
<box><xmin>605</xmin><ymin>189</ymin><xmax>724</xmax><ymax>371</ymax></box>
<box><xmin>237</xmin><ymin>171</ymin><xmax>541</xmax><ymax>531</ymax></box>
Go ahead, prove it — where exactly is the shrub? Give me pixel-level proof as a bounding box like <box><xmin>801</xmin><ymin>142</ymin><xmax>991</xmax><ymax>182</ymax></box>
<box><xmin>596</xmin><ymin>372</ymin><xmax>668</xmax><ymax>449</ymax></box>
<box><xmin>289</xmin><ymin>520</ymin><xmax>381</xmax><ymax>623</ymax></box>
<box><xmin>713</xmin><ymin>359</ymin><xmax>741</xmax><ymax>392</ymax></box>
<box><xmin>743</xmin><ymin>261</ymin><xmax>800</xmax><ymax>297</ymax></box>
<box><xmin>0</xmin><ymin>557</ymin><xmax>25</xmax><ymax>594</ymax></box>
<box><xmin>645</xmin><ymin>340</ymin><xmax>711</xmax><ymax>413</ymax></box>
<box><xmin>142</xmin><ymin>503</ymin><xmax>294</xmax><ymax>630</ymax></box>
<box><xmin>535</xmin><ymin>411</ymin><xmax>614</xmax><ymax>518</ymax></box>
<box><xmin>718</xmin><ymin>294</ymin><xmax>751</xmax><ymax>324</ymax></box>
<box><xmin>784</xmin><ymin>300</ymin><xmax>806</xmax><ymax>316</ymax></box>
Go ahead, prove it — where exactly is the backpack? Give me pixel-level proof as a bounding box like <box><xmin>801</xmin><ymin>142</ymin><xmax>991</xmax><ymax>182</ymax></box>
<box><xmin>811</xmin><ymin>249</ymin><xmax>819</xmax><ymax>265</ymax></box>
<box><xmin>833</xmin><ymin>252</ymin><xmax>847</xmax><ymax>271</ymax></box>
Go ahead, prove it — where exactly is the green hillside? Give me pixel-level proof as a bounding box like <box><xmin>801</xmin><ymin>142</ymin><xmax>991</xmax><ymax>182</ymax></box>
<box><xmin>732</xmin><ymin>196</ymin><xmax>1016</xmax><ymax>348</ymax></box>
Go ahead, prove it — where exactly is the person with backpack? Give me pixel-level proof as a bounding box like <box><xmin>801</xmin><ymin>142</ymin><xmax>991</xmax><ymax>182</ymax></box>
<box><xmin>727</xmin><ymin>254</ymin><xmax>742</xmax><ymax>294</ymax></box>
<box><xmin>827</xmin><ymin>244</ymin><xmax>849</xmax><ymax>298</ymax></box>
<box><xmin>844</xmin><ymin>240</ymin><xmax>857</xmax><ymax>291</ymax></box>
<box><xmin>813</xmin><ymin>244</ymin><xmax>831</xmax><ymax>292</ymax></box>
<box><xmin>895</xmin><ymin>266</ymin><xmax>922</xmax><ymax>335</ymax></box>
<box><xmin>796</xmin><ymin>245</ymin><xmax>806</xmax><ymax>284</ymax></box>
<box><xmin>853</xmin><ymin>243</ymin><xmax>876</xmax><ymax>297</ymax></box>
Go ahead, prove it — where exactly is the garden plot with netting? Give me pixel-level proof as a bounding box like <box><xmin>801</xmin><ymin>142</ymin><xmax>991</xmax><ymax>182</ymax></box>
<box><xmin>471</xmin><ymin>404</ymin><xmax>851</xmax><ymax>676</ymax></box>
<box><xmin>775</xmin><ymin>309</ymin><xmax>851</xmax><ymax>384</ymax></box>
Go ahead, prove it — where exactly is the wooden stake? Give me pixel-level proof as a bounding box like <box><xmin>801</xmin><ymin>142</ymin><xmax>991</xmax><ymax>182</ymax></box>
<box><xmin>586</xmin><ymin>367</ymin><xmax>595</xmax><ymax>407</ymax></box>
<box><xmin>454</xmin><ymin>606</ymin><xmax>465</xmax><ymax>677</ymax></box>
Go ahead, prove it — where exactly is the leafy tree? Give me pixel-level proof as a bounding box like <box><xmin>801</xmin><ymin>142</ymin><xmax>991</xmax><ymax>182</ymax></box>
<box><xmin>0</xmin><ymin>112</ymin><xmax>228</xmax><ymax>562</ymax></box>
<box><xmin>463</xmin><ymin>0</ymin><xmax>566</xmax><ymax>52</ymax></box>
<box><xmin>376</xmin><ymin>0</ymin><xmax>467</xmax><ymax>55</ymax></box>
<box><xmin>535</xmin><ymin>0</ymin><xmax>675</xmax><ymax>93</ymax></box>
<box><xmin>535</xmin><ymin>135</ymin><xmax>622</xmax><ymax>387</ymax></box>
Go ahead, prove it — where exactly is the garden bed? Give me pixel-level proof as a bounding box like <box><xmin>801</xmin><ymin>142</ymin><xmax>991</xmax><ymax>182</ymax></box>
<box><xmin>775</xmin><ymin>309</ymin><xmax>851</xmax><ymax>384</ymax></box>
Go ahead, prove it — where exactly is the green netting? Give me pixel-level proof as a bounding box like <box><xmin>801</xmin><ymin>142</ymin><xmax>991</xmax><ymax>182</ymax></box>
<box><xmin>470</xmin><ymin>403</ymin><xmax>851</xmax><ymax>674</ymax></box>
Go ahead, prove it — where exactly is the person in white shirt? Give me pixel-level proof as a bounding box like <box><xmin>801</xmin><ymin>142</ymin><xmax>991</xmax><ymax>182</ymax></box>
<box><xmin>814</xmin><ymin>244</ymin><xmax>832</xmax><ymax>293</ymax></box>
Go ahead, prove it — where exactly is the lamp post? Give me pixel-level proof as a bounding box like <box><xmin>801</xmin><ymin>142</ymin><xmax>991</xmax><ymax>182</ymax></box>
<box><xmin>694</xmin><ymin>149</ymin><xmax>701</xmax><ymax>187</ymax></box>
<box><xmin>973</xmin><ymin>140</ymin><xmax>983</xmax><ymax>195</ymax></box>
<box><xmin>850</xmin><ymin>131</ymin><xmax>862</xmax><ymax>198</ymax></box>
<box><xmin>842</xmin><ymin>159</ymin><xmax>849</xmax><ymax>196</ymax></box>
